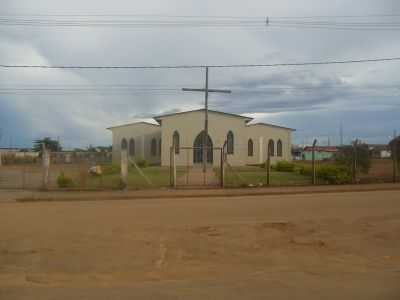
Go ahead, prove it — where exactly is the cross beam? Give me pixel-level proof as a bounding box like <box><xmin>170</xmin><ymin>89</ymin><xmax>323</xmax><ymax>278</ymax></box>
<box><xmin>182</xmin><ymin>67</ymin><xmax>231</xmax><ymax>174</ymax></box>
<box><xmin>182</xmin><ymin>88</ymin><xmax>231</xmax><ymax>93</ymax></box>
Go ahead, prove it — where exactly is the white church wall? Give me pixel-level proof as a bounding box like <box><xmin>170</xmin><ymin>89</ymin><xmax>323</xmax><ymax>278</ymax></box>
<box><xmin>109</xmin><ymin>123</ymin><xmax>161</xmax><ymax>165</ymax></box>
<box><xmin>246</xmin><ymin>124</ymin><xmax>293</xmax><ymax>164</ymax></box>
<box><xmin>159</xmin><ymin>110</ymin><xmax>251</xmax><ymax>167</ymax></box>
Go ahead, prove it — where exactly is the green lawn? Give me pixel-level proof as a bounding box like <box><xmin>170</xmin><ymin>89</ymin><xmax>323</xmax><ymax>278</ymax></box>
<box><xmin>223</xmin><ymin>166</ymin><xmax>312</xmax><ymax>187</ymax></box>
<box><xmin>86</xmin><ymin>166</ymin><xmax>185</xmax><ymax>190</ymax></box>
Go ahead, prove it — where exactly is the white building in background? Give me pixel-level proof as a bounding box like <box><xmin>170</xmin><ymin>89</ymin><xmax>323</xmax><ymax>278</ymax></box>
<box><xmin>108</xmin><ymin>109</ymin><xmax>295</xmax><ymax>166</ymax></box>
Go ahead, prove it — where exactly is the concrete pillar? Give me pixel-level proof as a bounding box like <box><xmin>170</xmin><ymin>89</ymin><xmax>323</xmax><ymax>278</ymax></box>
<box><xmin>42</xmin><ymin>145</ymin><xmax>50</xmax><ymax>190</ymax></box>
<box><xmin>121</xmin><ymin>148</ymin><xmax>128</xmax><ymax>188</ymax></box>
<box><xmin>259</xmin><ymin>137</ymin><xmax>264</xmax><ymax>164</ymax></box>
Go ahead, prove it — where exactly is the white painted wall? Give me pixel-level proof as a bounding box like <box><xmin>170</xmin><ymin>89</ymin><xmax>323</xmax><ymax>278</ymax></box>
<box><xmin>109</xmin><ymin>123</ymin><xmax>161</xmax><ymax>165</ymax></box>
<box><xmin>159</xmin><ymin>110</ymin><xmax>251</xmax><ymax>167</ymax></box>
<box><xmin>246</xmin><ymin>124</ymin><xmax>293</xmax><ymax>165</ymax></box>
<box><xmin>159</xmin><ymin>111</ymin><xmax>293</xmax><ymax>167</ymax></box>
<box><xmin>108</xmin><ymin>111</ymin><xmax>294</xmax><ymax>167</ymax></box>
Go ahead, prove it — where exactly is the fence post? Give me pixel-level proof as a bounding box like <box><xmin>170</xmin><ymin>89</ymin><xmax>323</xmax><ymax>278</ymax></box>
<box><xmin>170</xmin><ymin>146</ymin><xmax>173</xmax><ymax>187</ymax></box>
<box><xmin>393</xmin><ymin>141</ymin><xmax>398</xmax><ymax>183</ymax></box>
<box><xmin>312</xmin><ymin>139</ymin><xmax>317</xmax><ymax>185</ymax></box>
<box><xmin>42</xmin><ymin>144</ymin><xmax>50</xmax><ymax>190</ymax></box>
<box><xmin>172</xmin><ymin>149</ymin><xmax>177</xmax><ymax>188</ymax></box>
<box><xmin>352</xmin><ymin>139</ymin><xmax>358</xmax><ymax>184</ymax></box>
<box><xmin>120</xmin><ymin>148</ymin><xmax>128</xmax><ymax>189</ymax></box>
<box><xmin>186</xmin><ymin>148</ymin><xmax>189</xmax><ymax>185</ymax></box>
<box><xmin>266</xmin><ymin>152</ymin><xmax>271</xmax><ymax>186</ymax></box>
<box><xmin>220</xmin><ymin>142</ymin><xmax>227</xmax><ymax>188</ymax></box>
<box><xmin>220</xmin><ymin>148</ymin><xmax>223</xmax><ymax>187</ymax></box>
<box><xmin>0</xmin><ymin>151</ymin><xmax>2</xmax><ymax>166</ymax></box>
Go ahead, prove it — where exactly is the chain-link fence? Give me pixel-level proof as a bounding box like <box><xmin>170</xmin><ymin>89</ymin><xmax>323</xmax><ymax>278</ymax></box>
<box><xmin>0</xmin><ymin>151</ymin><xmax>112</xmax><ymax>190</ymax></box>
<box><xmin>0</xmin><ymin>139</ymin><xmax>398</xmax><ymax>190</ymax></box>
<box><xmin>223</xmin><ymin>140</ymin><xmax>400</xmax><ymax>188</ymax></box>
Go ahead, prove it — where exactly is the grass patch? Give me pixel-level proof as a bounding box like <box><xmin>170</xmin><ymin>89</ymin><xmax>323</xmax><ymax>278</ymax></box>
<box><xmin>224</xmin><ymin>166</ymin><xmax>311</xmax><ymax>187</ymax></box>
<box><xmin>86</xmin><ymin>166</ymin><xmax>186</xmax><ymax>190</ymax></box>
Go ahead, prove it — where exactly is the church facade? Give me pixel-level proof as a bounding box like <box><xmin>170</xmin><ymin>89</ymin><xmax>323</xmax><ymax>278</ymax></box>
<box><xmin>108</xmin><ymin>109</ymin><xmax>294</xmax><ymax>166</ymax></box>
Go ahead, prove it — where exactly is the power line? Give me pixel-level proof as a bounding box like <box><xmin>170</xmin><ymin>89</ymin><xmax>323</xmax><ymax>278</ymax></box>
<box><xmin>1</xmin><ymin>14</ymin><xmax>400</xmax><ymax>31</ymax></box>
<box><xmin>1</xmin><ymin>57</ymin><xmax>400</xmax><ymax>70</ymax></box>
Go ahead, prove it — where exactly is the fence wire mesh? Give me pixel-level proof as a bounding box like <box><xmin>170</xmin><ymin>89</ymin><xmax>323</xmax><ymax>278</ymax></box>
<box><xmin>0</xmin><ymin>139</ymin><xmax>398</xmax><ymax>190</ymax></box>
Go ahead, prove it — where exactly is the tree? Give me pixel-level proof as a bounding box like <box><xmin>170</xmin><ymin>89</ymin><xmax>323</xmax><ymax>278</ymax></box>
<box><xmin>33</xmin><ymin>137</ymin><xmax>62</xmax><ymax>152</ymax></box>
<box><xmin>335</xmin><ymin>142</ymin><xmax>371</xmax><ymax>174</ymax></box>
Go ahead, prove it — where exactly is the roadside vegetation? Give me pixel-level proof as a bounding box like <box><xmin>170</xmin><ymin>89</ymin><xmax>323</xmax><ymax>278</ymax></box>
<box><xmin>84</xmin><ymin>164</ymin><xmax>186</xmax><ymax>190</ymax></box>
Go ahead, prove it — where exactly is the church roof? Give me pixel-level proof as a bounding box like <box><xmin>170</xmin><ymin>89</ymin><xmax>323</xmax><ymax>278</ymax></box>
<box><xmin>247</xmin><ymin>122</ymin><xmax>296</xmax><ymax>131</ymax></box>
<box><xmin>107</xmin><ymin>121</ymin><xmax>160</xmax><ymax>130</ymax></box>
<box><xmin>154</xmin><ymin>109</ymin><xmax>253</xmax><ymax>123</ymax></box>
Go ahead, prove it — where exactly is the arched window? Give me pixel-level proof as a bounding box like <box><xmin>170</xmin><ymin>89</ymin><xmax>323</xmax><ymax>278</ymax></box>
<box><xmin>173</xmin><ymin>131</ymin><xmax>180</xmax><ymax>154</ymax></box>
<box><xmin>129</xmin><ymin>138</ymin><xmax>135</xmax><ymax>157</ymax></box>
<box><xmin>268</xmin><ymin>139</ymin><xmax>275</xmax><ymax>157</ymax></box>
<box><xmin>227</xmin><ymin>131</ymin><xmax>234</xmax><ymax>154</ymax></box>
<box><xmin>248</xmin><ymin>139</ymin><xmax>254</xmax><ymax>157</ymax></box>
<box><xmin>277</xmin><ymin>139</ymin><xmax>283</xmax><ymax>157</ymax></box>
<box><xmin>151</xmin><ymin>138</ymin><xmax>157</xmax><ymax>156</ymax></box>
<box><xmin>121</xmin><ymin>138</ymin><xmax>128</xmax><ymax>150</ymax></box>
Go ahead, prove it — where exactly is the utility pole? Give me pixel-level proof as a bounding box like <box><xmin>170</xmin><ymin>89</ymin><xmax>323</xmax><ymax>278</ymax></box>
<box><xmin>182</xmin><ymin>67</ymin><xmax>231</xmax><ymax>174</ymax></box>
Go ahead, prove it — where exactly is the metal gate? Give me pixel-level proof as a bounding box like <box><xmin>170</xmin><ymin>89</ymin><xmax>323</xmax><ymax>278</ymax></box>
<box><xmin>170</xmin><ymin>145</ymin><xmax>226</xmax><ymax>188</ymax></box>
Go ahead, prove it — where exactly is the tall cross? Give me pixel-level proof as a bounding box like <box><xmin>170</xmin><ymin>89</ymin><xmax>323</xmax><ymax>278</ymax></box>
<box><xmin>182</xmin><ymin>67</ymin><xmax>231</xmax><ymax>173</ymax></box>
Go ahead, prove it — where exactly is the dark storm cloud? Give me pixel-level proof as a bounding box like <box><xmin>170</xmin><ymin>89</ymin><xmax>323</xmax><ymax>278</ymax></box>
<box><xmin>1</xmin><ymin>0</ymin><xmax>399</xmax><ymax>147</ymax></box>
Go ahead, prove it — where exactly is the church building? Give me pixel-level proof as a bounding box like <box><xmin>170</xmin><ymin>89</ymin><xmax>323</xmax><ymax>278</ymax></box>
<box><xmin>107</xmin><ymin>109</ymin><xmax>295</xmax><ymax>166</ymax></box>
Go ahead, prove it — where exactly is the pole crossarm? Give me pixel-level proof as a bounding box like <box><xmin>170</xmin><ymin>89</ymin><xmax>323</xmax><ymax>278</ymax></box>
<box><xmin>182</xmin><ymin>88</ymin><xmax>231</xmax><ymax>93</ymax></box>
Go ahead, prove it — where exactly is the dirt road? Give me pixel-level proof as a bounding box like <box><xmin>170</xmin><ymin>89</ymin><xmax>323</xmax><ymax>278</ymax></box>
<box><xmin>1</xmin><ymin>190</ymin><xmax>399</xmax><ymax>299</ymax></box>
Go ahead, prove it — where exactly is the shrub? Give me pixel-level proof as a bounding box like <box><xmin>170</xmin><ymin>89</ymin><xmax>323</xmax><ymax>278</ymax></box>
<box><xmin>275</xmin><ymin>161</ymin><xmax>296</xmax><ymax>172</ymax></box>
<box><xmin>102</xmin><ymin>164</ymin><xmax>120</xmax><ymax>175</ymax></box>
<box><xmin>57</xmin><ymin>172</ymin><xmax>74</xmax><ymax>188</ymax></box>
<box><xmin>335</xmin><ymin>144</ymin><xmax>371</xmax><ymax>174</ymax></box>
<box><xmin>298</xmin><ymin>165</ymin><xmax>312</xmax><ymax>176</ymax></box>
<box><xmin>296</xmin><ymin>164</ymin><xmax>351</xmax><ymax>184</ymax></box>
<box><xmin>136</xmin><ymin>159</ymin><xmax>148</xmax><ymax>168</ymax></box>
<box><xmin>316</xmin><ymin>165</ymin><xmax>351</xmax><ymax>184</ymax></box>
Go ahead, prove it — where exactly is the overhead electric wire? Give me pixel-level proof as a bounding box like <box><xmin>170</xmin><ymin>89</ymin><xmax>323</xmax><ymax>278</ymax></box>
<box><xmin>1</xmin><ymin>14</ymin><xmax>400</xmax><ymax>30</ymax></box>
<box><xmin>0</xmin><ymin>83</ymin><xmax>398</xmax><ymax>97</ymax></box>
<box><xmin>1</xmin><ymin>57</ymin><xmax>400</xmax><ymax>70</ymax></box>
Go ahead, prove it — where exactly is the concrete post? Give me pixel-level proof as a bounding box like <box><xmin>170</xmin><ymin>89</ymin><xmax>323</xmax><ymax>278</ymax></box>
<box><xmin>0</xmin><ymin>151</ymin><xmax>2</xmax><ymax>166</ymax></box>
<box><xmin>220</xmin><ymin>148</ymin><xmax>224</xmax><ymax>187</ymax></box>
<box><xmin>312</xmin><ymin>139</ymin><xmax>317</xmax><ymax>185</ymax></box>
<box><xmin>266</xmin><ymin>152</ymin><xmax>271</xmax><ymax>186</ymax></box>
<box><xmin>393</xmin><ymin>142</ymin><xmax>398</xmax><ymax>183</ymax></box>
<box><xmin>170</xmin><ymin>146</ymin><xmax>173</xmax><ymax>187</ymax></box>
<box><xmin>42</xmin><ymin>144</ymin><xmax>50</xmax><ymax>190</ymax></box>
<box><xmin>259</xmin><ymin>137</ymin><xmax>264</xmax><ymax>164</ymax></box>
<box><xmin>120</xmin><ymin>148</ymin><xmax>128</xmax><ymax>189</ymax></box>
<box><xmin>172</xmin><ymin>147</ymin><xmax>177</xmax><ymax>188</ymax></box>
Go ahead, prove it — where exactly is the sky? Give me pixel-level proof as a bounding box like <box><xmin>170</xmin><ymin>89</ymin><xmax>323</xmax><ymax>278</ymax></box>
<box><xmin>0</xmin><ymin>0</ymin><xmax>399</xmax><ymax>149</ymax></box>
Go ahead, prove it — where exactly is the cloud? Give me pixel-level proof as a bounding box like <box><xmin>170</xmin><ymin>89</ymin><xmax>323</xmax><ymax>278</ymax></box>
<box><xmin>1</xmin><ymin>0</ymin><xmax>399</xmax><ymax>148</ymax></box>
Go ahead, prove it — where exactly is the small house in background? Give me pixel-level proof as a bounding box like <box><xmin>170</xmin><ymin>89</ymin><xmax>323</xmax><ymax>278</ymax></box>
<box><xmin>368</xmin><ymin>144</ymin><xmax>392</xmax><ymax>159</ymax></box>
<box><xmin>291</xmin><ymin>146</ymin><xmax>304</xmax><ymax>161</ymax></box>
<box><xmin>302</xmin><ymin>146</ymin><xmax>339</xmax><ymax>161</ymax></box>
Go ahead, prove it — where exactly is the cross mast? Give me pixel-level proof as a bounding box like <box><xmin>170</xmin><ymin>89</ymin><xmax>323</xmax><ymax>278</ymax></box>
<box><xmin>182</xmin><ymin>67</ymin><xmax>231</xmax><ymax>174</ymax></box>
